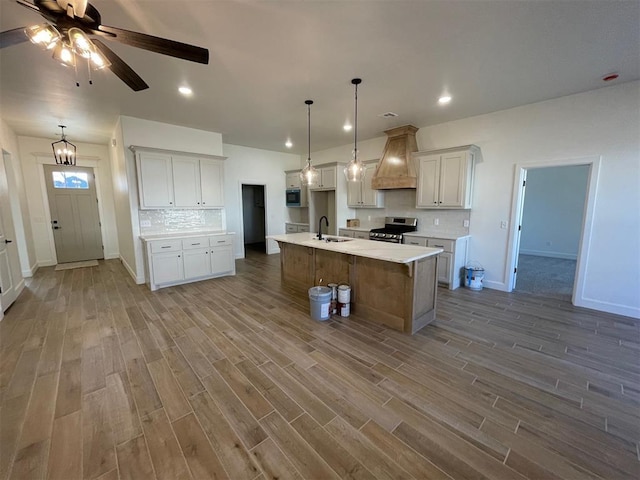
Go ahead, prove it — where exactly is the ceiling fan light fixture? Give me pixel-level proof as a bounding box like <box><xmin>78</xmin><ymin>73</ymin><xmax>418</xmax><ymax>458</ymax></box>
<box><xmin>90</xmin><ymin>49</ymin><xmax>110</xmax><ymax>70</ymax></box>
<box><xmin>344</xmin><ymin>78</ymin><xmax>365</xmax><ymax>182</ymax></box>
<box><xmin>51</xmin><ymin>125</ymin><xmax>77</xmax><ymax>166</ymax></box>
<box><xmin>68</xmin><ymin>27</ymin><xmax>93</xmax><ymax>59</ymax></box>
<box><xmin>25</xmin><ymin>24</ymin><xmax>61</xmax><ymax>49</ymax></box>
<box><xmin>52</xmin><ymin>41</ymin><xmax>76</xmax><ymax>67</ymax></box>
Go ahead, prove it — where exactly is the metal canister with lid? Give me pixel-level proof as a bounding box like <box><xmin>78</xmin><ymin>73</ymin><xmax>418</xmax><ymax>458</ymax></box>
<box><xmin>327</xmin><ymin>283</ymin><xmax>338</xmax><ymax>315</ymax></box>
<box><xmin>337</xmin><ymin>284</ymin><xmax>351</xmax><ymax>317</ymax></box>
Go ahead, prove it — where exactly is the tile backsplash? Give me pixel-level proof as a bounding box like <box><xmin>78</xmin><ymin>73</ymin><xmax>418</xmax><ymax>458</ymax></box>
<box><xmin>354</xmin><ymin>190</ymin><xmax>470</xmax><ymax>235</ymax></box>
<box><xmin>139</xmin><ymin>209</ymin><xmax>224</xmax><ymax>235</ymax></box>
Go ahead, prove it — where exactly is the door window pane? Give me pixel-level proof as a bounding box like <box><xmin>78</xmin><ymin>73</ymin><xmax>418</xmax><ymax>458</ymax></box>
<box><xmin>52</xmin><ymin>171</ymin><xmax>89</xmax><ymax>189</ymax></box>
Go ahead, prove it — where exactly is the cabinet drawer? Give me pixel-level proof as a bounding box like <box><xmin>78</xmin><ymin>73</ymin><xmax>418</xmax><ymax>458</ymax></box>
<box><xmin>209</xmin><ymin>235</ymin><xmax>233</xmax><ymax>247</ymax></box>
<box><xmin>404</xmin><ymin>237</ymin><xmax>427</xmax><ymax>247</ymax></box>
<box><xmin>298</xmin><ymin>225</ymin><xmax>310</xmax><ymax>232</ymax></box>
<box><xmin>286</xmin><ymin>224</ymin><xmax>297</xmax><ymax>233</ymax></box>
<box><xmin>427</xmin><ymin>238</ymin><xmax>454</xmax><ymax>252</ymax></box>
<box><xmin>150</xmin><ymin>239</ymin><xmax>182</xmax><ymax>253</ymax></box>
<box><xmin>182</xmin><ymin>236</ymin><xmax>210</xmax><ymax>250</ymax></box>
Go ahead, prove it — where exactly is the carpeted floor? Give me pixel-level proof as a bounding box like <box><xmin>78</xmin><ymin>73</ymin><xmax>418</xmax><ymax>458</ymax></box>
<box><xmin>515</xmin><ymin>254</ymin><xmax>576</xmax><ymax>300</ymax></box>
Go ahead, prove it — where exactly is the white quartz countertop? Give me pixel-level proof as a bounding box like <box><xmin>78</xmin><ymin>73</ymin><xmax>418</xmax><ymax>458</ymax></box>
<box><xmin>403</xmin><ymin>232</ymin><xmax>470</xmax><ymax>240</ymax></box>
<box><xmin>140</xmin><ymin>231</ymin><xmax>234</xmax><ymax>241</ymax></box>
<box><xmin>339</xmin><ymin>226</ymin><xmax>377</xmax><ymax>232</ymax></box>
<box><xmin>268</xmin><ymin>232</ymin><xmax>442</xmax><ymax>264</ymax></box>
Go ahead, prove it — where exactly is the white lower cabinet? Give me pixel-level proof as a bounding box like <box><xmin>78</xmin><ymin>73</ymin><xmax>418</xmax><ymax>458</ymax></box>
<box><xmin>403</xmin><ymin>234</ymin><xmax>469</xmax><ymax>290</ymax></box>
<box><xmin>285</xmin><ymin>223</ymin><xmax>309</xmax><ymax>233</ymax></box>
<box><xmin>143</xmin><ymin>233</ymin><xmax>235</xmax><ymax>291</ymax></box>
<box><xmin>338</xmin><ymin>228</ymin><xmax>370</xmax><ymax>239</ymax></box>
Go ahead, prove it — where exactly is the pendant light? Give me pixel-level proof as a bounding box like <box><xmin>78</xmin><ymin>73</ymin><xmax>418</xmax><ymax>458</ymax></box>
<box><xmin>51</xmin><ymin>125</ymin><xmax>77</xmax><ymax>166</ymax></box>
<box><xmin>344</xmin><ymin>78</ymin><xmax>365</xmax><ymax>182</ymax></box>
<box><xmin>300</xmin><ymin>99</ymin><xmax>319</xmax><ymax>186</ymax></box>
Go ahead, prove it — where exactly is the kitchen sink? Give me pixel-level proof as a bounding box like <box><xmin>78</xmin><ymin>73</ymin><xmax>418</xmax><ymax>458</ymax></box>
<box><xmin>316</xmin><ymin>236</ymin><xmax>353</xmax><ymax>243</ymax></box>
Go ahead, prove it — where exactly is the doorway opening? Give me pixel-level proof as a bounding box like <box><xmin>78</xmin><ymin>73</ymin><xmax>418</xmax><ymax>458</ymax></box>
<box><xmin>507</xmin><ymin>156</ymin><xmax>600</xmax><ymax>306</ymax></box>
<box><xmin>43</xmin><ymin>164</ymin><xmax>104</xmax><ymax>264</ymax></box>
<box><xmin>241</xmin><ymin>184</ymin><xmax>266</xmax><ymax>255</ymax></box>
<box><xmin>514</xmin><ymin>165</ymin><xmax>589</xmax><ymax>300</ymax></box>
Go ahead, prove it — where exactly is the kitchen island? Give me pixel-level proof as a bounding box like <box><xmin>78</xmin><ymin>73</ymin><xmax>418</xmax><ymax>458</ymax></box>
<box><xmin>268</xmin><ymin>232</ymin><xmax>442</xmax><ymax>334</ymax></box>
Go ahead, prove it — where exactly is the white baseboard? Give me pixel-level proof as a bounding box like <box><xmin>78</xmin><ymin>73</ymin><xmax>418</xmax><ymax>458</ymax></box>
<box><xmin>21</xmin><ymin>261</ymin><xmax>39</xmax><ymax>277</ymax></box>
<box><xmin>104</xmin><ymin>253</ymin><xmax>120</xmax><ymax>260</ymax></box>
<box><xmin>575</xmin><ymin>296</ymin><xmax>640</xmax><ymax>320</ymax></box>
<box><xmin>519</xmin><ymin>249</ymin><xmax>577</xmax><ymax>260</ymax></box>
<box><xmin>121</xmin><ymin>256</ymin><xmax>145</xmax><ymax>284</ymax></box>
<box><xmin>482</xmin><ymin>280</ymin><xmax>508</xmax><ymax>292</ymax></box>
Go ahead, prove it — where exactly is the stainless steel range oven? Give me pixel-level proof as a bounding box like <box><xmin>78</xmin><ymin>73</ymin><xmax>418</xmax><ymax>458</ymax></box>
<box><xmin>369</xmin><ymin>217</ymin><xmax>418</xmax><ymax>243</ymax></box>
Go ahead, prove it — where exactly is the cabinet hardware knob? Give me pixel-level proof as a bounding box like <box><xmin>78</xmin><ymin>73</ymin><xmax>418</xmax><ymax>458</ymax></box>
<box><xmin>178</xmin><ymin>255</ymin><xmax>181</xmax><ymax>258</ymax></box>
<box><xmin>169</xmin><ymin>202</ymin><xmax>173</xmax><ymax>204</ymax></box>
<box><xmin>5</xmin><ymin>239</ymin><xmax>12</xmax><ymax>244</ymax></box>
<box><xmin>161</xmin><ymin>246</ymin><xmax>170</xmax><ymax>249</ymax></box>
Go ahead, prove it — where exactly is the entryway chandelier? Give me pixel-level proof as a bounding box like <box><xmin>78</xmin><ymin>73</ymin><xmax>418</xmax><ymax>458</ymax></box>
<box><xmin>52</xmin><ymin>125</ymin><xmax>77</xmax><ymax>166</ymax></box>
<box><xmin>344</xmin><ymin>78</ymin><xmax>365</xmax><ymax>182</ymax></box>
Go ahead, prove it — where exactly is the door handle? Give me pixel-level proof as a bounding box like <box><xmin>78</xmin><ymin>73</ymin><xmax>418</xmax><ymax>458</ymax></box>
<box><xmin>53</xmin><ymin>226</ymin><xmax>61</xmax><ymax>230</ymax></box>
<box><xmin>4</xmin><ymin>239</ymin><xmax>12</xmax><ymax>244</ymax></box>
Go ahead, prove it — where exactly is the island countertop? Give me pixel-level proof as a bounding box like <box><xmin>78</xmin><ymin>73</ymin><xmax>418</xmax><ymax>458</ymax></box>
<box><xmin>267</xmin><ymin>232</ymin><xmax>442</xmax><ymax>264</ymax></box>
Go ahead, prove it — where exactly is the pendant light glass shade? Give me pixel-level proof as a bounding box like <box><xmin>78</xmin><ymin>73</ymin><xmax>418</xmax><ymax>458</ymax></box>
<box><xmin>51</xmin><ymin>125</ymin><xmax>77</xmax><ymax>166</ymax></box>
<box><xmin>300</xmin><ymin>100</ymin><xmax>319</xmax><ymax>186</ymax></box>
<box><xmin>344</xmin><ymin>78</ymin><xmax>365</xmax><ymax>182</ymax></box>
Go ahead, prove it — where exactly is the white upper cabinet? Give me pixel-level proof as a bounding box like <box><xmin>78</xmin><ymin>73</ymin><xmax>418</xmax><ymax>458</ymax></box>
<box><xmin>309</xmin><ymin>166</ymin><xmax>337</xmax><ymax>191</ymax></box>
<box><xmin>200</xmin><ymin>159</ymin><xmax>224</xmax><ymax>207</ymax></box>
<box><xmin>347</xmin><ymin>162</ymin><xmax>384</xmax><ymax>208</ymax></box>
<box><xmin>285</xmin><ymin>171</ymin><xmax>302</xmax><ymax>189</ymax></box>
<box><xmin>138</xmin><ymin>152</ymin><xmax>174</xmax><ymax>208</ymax></box>
<box><xmin>134</xmin><ymin>147</ymin><xmax>225</xmax><ymax>209</ymax></box>
<box><xmin>415</xmin><ymin>145</ymin><xmax>478</xmax><ymax>209</ymax></box>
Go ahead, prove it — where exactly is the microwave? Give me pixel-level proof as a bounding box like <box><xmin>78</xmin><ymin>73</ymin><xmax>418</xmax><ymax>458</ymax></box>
<box><xmin>286</xmin><ymin>188</ymin><xmax>307</xmax><ymax>207</ymax></box>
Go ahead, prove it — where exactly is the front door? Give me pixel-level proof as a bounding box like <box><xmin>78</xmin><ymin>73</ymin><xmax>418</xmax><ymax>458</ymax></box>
<box><xmin>43</xmin><ymin>165</ymin><xmax>104</xmax><ymax>264</ymax></box>
<box><xmin>0</xmin><ymin>155</ymin><xmax>21</xmax><ymax>311</ymax></box>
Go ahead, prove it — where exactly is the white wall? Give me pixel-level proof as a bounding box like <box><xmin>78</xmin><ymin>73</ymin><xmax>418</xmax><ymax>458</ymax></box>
<box><xmin>520</xmin><ymin>165</ymin><xmax>589</xmax><ymax>259</ymax></box>
<box><xmin>0</xmin><ymin>120</ymin><xmax>37</xmax><ymax>276</ymax></box>
<box><xmin>117</xmin><ymin>116</ymin><xmax>225</xmax><ymax>281</ymax></box>
<box><xmin>222</xmin><ymin>143</ymin><xmax>300</xmax><ymax>256</ymax></box>
<box><xmin>310</xmin><ymin>81</ymin><xmax>640</xmax><ymax>318</ymax></box>
<box><xmin>16</xmin><ymin>136</ymin><xmax>119</xmax><ymax>266</ymax></box>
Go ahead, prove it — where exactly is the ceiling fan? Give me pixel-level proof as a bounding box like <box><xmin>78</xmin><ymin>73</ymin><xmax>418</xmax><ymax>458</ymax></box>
<box><xmin>0</xmin><ymin>0</ymin><xmax>209</xmax><ymax>91</ymax></box>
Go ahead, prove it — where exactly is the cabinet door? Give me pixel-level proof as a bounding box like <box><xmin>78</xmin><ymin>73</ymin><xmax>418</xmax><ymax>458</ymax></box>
<box><xmin>138</xmin><ymin>152</ymin><xmax>174</xmax><ymax>208</ymax></box>
<box><xmin>151</xmin><ymin>252</ymin><xmax>184</xmax><ymax>284</ymax></box>
<box><xmin>286</xmin><ymin>172</ymin><xmax>301</xmax><ymax>189</ymax></box>
<box><xmin>439</xmin><ymin>152</ymin><xmax>466</xmax><ymax>207</ymax></box>
<box><xmin>416</xmin><ymin>156</ymin><xmax>440</xmax><ymax>207</ymax></box>
<box><xmin>211</xmin><ymin>245</ymin><xmax>234</xmax><ymax>275</ymax></box>
<box><xmin>183</xmin><ymin>248</ymin><xmax>211</xmax><ymax>279</ymax></box>
<box><xmin>437</xmin><ymin>252</ymin><xmax>453</xmax><ymax>284</ymax></box>
<box><xmin>172</xmin><ymin>156</ymin><xmax>201</xmax><ymax>207</ymax></box>
<box><xmin>200</xmin><ymin>160</ymin><xmax>224</xmax><ymax>207</ymax></box>
<box><xmin>346</xmin><ymin>177</ymin><xmax>361</xmax><ymax>206</ymax></box>
<box><xmin>321</xmin><ymin>167</ymin><xmax>336</xmax><ymax>189</ymax></box>
<box><xmin>360</xmin><ymin>164</ymin><xmax>381</xmax><ymax>207</ymax></box>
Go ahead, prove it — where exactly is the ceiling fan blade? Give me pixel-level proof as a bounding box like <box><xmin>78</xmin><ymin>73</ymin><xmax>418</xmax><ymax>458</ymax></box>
<box><xmin>97</xmin><ymin>24</ymin><xmax>209</xmax><ymax>64</ymax></box>
<box><xmin>17</xmin><ymin>0</ymin><xmax>43</xmax><ymax>14</ymax></box>
<box><xmin>0</xmin><ymin>27</ymin><xmax>29</xmax><ymax>49</ymax></box>
<box><xmin>92</xmin><ymin>38</ymin><xmax>149</xmax><ymax>91</ymax></box>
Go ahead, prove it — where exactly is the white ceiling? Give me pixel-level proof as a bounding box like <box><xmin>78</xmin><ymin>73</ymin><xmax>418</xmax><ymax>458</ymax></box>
<box><xmin>1</xmin><ymin>0</ymin><xmax>638</xmax><ymax>154</ymax></box>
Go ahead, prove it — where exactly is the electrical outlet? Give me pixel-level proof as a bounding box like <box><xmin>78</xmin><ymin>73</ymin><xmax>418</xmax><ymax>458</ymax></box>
<box><xmin>463</xmin><ymin>219</ymin><xmax>470</xmax><ymax>227</ymax></box>
<box><xmin>500</xmin><ymin>221</ymin><xmax>508</xmax><ymax>229</ymax></box>
<box><xmin>434</xmin><ymin>218</ymin><xmax>439</xmax><ymax>226</ymax></box>
<box><xmin>140</xmin><ymin>220</ymin><xmax>151</xmax><ymax>228</ymax></box>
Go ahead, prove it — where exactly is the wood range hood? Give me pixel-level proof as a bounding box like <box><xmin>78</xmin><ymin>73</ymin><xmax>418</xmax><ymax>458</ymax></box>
<box><xmin>371</xmin><ymin>125</ymin><xmax>419</xmax><ymax>189</ymax></box>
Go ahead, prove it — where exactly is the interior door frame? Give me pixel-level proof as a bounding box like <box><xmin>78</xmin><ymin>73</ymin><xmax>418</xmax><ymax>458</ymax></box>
<box><xmin>506</xmin><ymin>155</ymin><xmax>601</xmax><ymax>307</ymax></box>
<box><xmin>238</xmin><ymin>181</ymin><xmax>269</xmax><ymax>259</ymax></box>
<box><xmin>37</xmin><ymin>155</ymin><xmax>107</xmax><ymax>265</ymax></box>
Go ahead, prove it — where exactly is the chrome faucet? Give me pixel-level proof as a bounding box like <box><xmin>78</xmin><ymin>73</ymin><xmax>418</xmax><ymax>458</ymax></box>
<box><xmin>318</xmin><ymin>216</ymin><xmax>329</xmax><ymax>240</ymax></box>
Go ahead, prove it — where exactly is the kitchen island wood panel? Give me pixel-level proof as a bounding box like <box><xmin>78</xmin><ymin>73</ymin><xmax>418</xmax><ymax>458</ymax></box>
<box><xmin>271</xmin><ymin>233</ymin><xmax>441</xmax><ymax>334</ymax></box>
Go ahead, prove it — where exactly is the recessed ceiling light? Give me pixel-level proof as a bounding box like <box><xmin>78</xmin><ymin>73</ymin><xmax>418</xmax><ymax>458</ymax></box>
<box><xmin>178</xmin><ymin>86</ymin><xmax>193</xmax><ymax>96</ymax></box>
<box><xmin>438</xmin><ymin>95</ymin><xmax>452</xmax><ymax>105</ymax></box>
<box><xmin>343</xmin><ymin>123</ymin><xmax>352</xmax><ymax>132</ymax></box>
<box><xmin>285</xmin><ymin>139</ymin><xmax>293</xmax><ymax>148</ymax></box>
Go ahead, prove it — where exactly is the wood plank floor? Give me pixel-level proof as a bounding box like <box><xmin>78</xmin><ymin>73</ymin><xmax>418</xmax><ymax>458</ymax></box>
<box><xmin>1</xmin><ymin>251</ymin><xmax>638</xmax><ymax>479</ymax></box>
